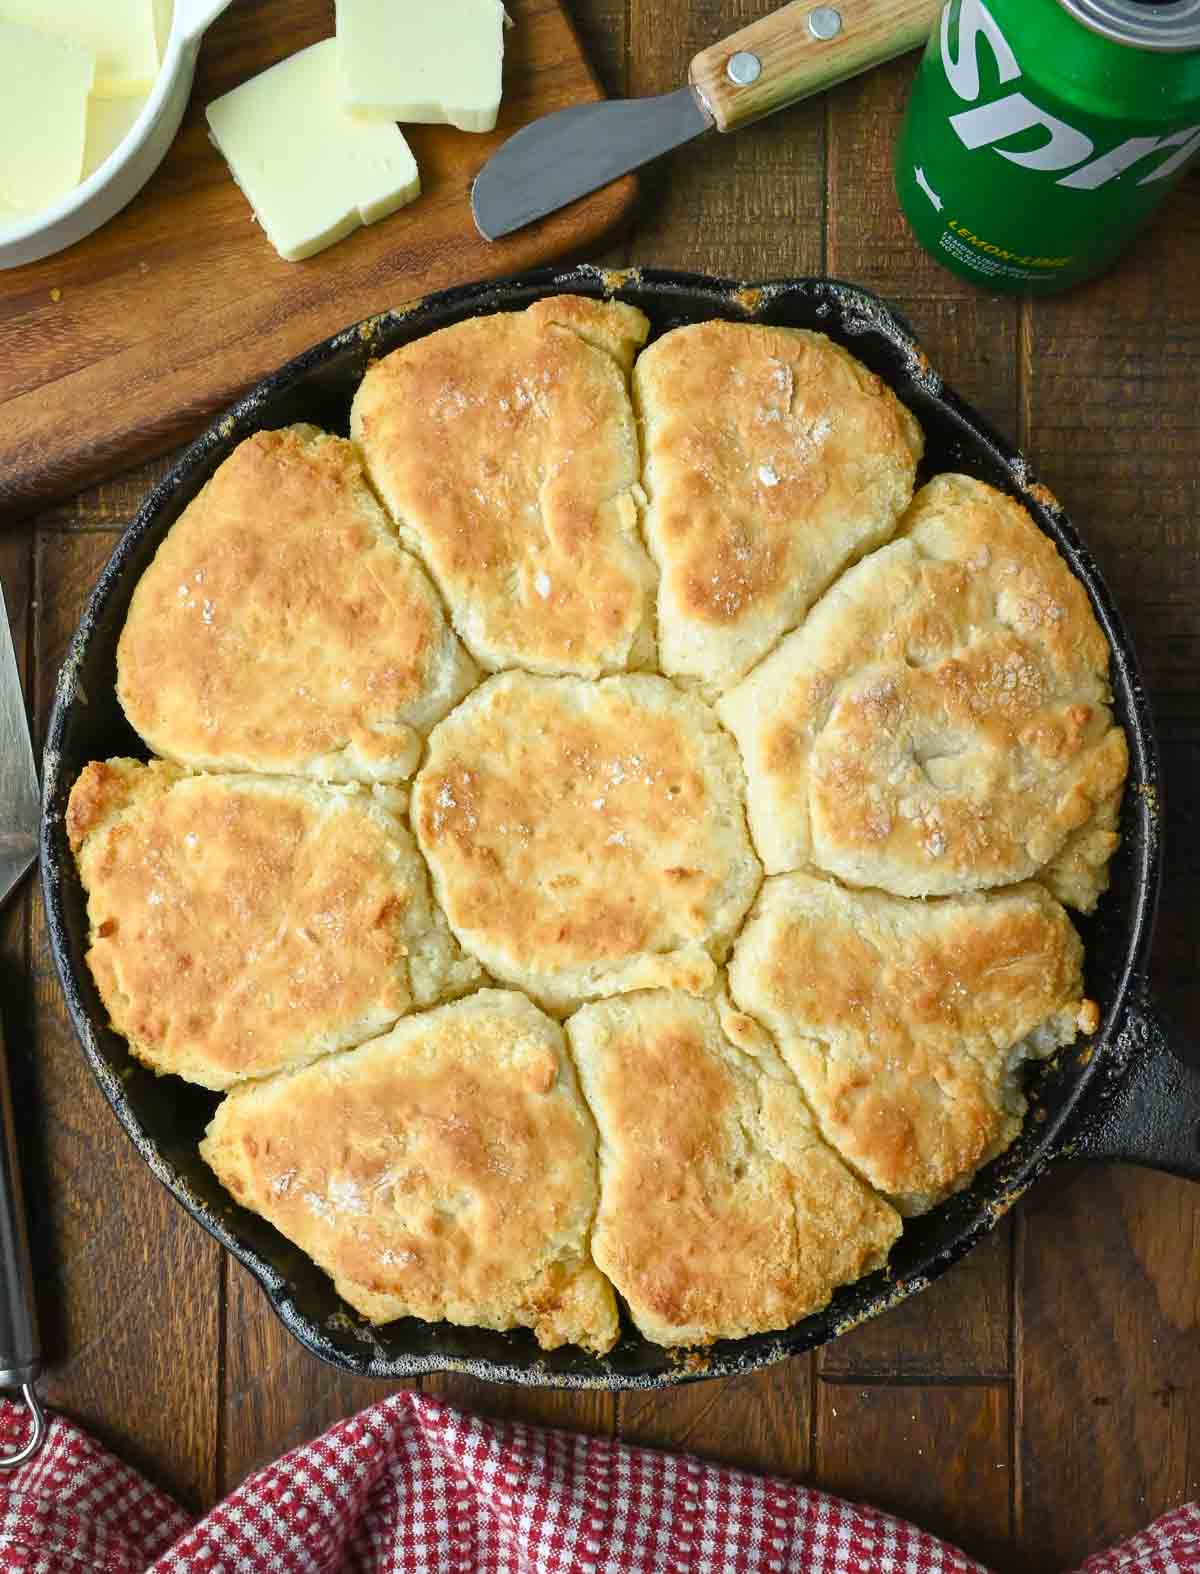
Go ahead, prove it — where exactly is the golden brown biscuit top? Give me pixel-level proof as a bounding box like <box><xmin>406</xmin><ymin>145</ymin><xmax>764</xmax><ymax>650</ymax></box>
<box><xmin>65</xmin><ymin>299</ymin><xmax>1130</xmax><ymax>1356</ymax></box>
<box><xmin>522</xmin><ymin>292</ymin><xmax>650</xmax><ymax>374</ymax></box>
<box><xmin>728</xmin><ymin>873</ymin><xmax>1095</xmax><ymax>1210</ymax></box>
<box><xmin>719</xmin><ymin>474</ymin><xmax>1128</xmax><ymax>907</ymax></box>
<box><xmin>634</xmin><ymin>321</ymin><xmax>923</xmax><ymax>688</ymax></box>
<box><xmin>567</xmin><ymin>991</ymin><xmax>901</xmax><ymax>1345</ymax></box>
<box><xmin>200</xmin><ymin>991</ymin><xmax>618</xmax><ymax>1354</ymax></box>
<box><xmin>67</xmin><ymin>759</ymin><xmax>467</xmax><ymax>1089</ymax></box>
<box><xmin>116</xmin><ymin>426</ymin><xmax>475</xmax><ymax>782</ymax></box>
<box><xmin>350</xmin><ymin>296</ymin><xmax>655</xmax><ymax>676</ymax></box>
<box><xmin>411</xmin><ymin>672</ymin><xmax>761</xmax><ymax>1011</ymax></box>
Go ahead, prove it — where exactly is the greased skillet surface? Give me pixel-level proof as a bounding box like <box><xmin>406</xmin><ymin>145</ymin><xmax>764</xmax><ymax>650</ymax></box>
<box><xmin>40</xmin><ymin>266</ymin><xmax>1160</xmax><ymax>1386</ymax></box>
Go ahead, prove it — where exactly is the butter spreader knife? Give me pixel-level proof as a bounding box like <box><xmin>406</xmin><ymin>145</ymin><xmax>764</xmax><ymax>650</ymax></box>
<box><xmin>472</xmin><ymin>0</ymin><xmax>944</xmax><ymax>240</ymax></box>
<box><xmin>0</xmin><ymin>584</ymin><xmax>45</xmax><ymax>1467</ymax></box>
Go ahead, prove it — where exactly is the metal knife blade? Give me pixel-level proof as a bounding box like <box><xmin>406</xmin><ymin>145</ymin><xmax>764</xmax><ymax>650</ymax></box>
<box><xmin>473</xmin><ymin>0</ymin><xmax>946</xmax><ymax>240</ymax></box>
<box><xmin>0</xmin><ymin>585</ymin><xmax>37</xmax><ymax>911</ymax></box>
<box><xmin>0</xmin><ymin>583</ymin><xmax>44</xmax><ymax>1465</ymax></box>
<box><xmin>472</xmin><ymin>86</ymin><xmax>711</xmax><ymax>240</ymax></box>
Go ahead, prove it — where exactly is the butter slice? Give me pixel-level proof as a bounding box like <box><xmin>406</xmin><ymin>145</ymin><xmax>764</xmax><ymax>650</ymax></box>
<box><xmin>0</xmin><ymin>0</ymin><xmax>157</xmax><ymax>98</ymax></box>
<box><xmin>84</xmin><ymin>94</ymin><xmax>146</xmax><ymax>179</ymax></box>
<box><xmin>0</xmin><ymin>21</ymin><xmax>94</xmax><ymax>210</ymax></box>
<box><xmin>336</xmin><ymin>0</ymin><xmax>506</xmax><ymax>133</ymax></box>
<box><xmin>0</xmin><ymin>197</ymin><xmax>38</xmax><ymax>235</ymax></box>
<box><xmin>153</xmin><ymin>0</ymin><xmax>173</xmax><ymax>59</ymax></box>
<box><xmin>207</xmin><ymin>41</ymin><xmax>421</xmax><ymax>263</ymax></box>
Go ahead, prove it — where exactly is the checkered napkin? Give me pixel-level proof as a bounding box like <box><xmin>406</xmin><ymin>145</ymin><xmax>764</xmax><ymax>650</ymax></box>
<box><xmin>0</xmin><ymin>1391</ymin><xmax>1196</xmax><ymax>1573</ymax></box>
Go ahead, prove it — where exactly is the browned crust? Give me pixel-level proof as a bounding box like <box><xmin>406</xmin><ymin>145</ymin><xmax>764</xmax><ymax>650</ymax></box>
<box><xmin>719</xmin><ymin>473</ymin><xmax>1128</xmax><ymax>909</ymax></box>
<box><xmin>729</xmin><ymin>873</ymin><xmax>1096</xmax><ymax>1212</ymax></box>
<box><xmin>67</xmin><ymin>759</ymin><xmax>475</xmax><ymax>1089</ymax></box>
<box><xmin>116</xmin><ymin>425</ymin><xmax>475</xmax><ymax>782</ymax></box>
<box><xmin>71</xmin><ymin>309</ymin><xmax>1129</xmax><ymax>1355</ymax></box>
<box><xmin>568</xmin><ymin>991</ymin><xmax>901</xmax><ymax>1345</ymax></box>
<box><xmin>350</xmin><ymin>296</ymin><xmax>655</xmax><ymax>676</ymax></box>
<box><xmin>634</xmin><ymin>321</ymin><xmax>923</xmax><ymax>689</ymax></box>
<box><xmin>200</xmin><ymin>990</ymin><xmax>618</xmax><ymax>1354</ymax></box>
<box><xmin>410</xmin><ymin>672</ymin><xmax>760</xmax><ymax>1012</ymax></box>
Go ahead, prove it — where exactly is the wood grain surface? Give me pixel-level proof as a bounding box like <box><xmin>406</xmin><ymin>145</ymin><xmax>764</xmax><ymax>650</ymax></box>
<box><xmin>3</xmin><ymin>0</ymin><xmax>1198</xmax><ymax>1564</ymax></box>
<box><xmin>0</xmin><ymin>0</ymin><xmax>637</xmax><ymax>517</ymax></box>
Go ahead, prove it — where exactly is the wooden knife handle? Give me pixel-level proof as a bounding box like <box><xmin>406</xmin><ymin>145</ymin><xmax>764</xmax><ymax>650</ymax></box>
<box><xmin>689</xmin><ymin>0</ymin><xmax>943</xmax><ymax>135</ymax></box>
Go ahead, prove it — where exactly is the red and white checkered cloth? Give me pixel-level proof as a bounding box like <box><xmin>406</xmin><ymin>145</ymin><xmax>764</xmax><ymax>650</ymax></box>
<box><xmin>0</xmin><ymin>1391</ymin><xmax>1196</xmax><ymax>1573</ymax></box>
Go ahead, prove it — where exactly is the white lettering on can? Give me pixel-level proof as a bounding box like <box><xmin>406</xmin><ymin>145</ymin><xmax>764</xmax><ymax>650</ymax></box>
<box><xmin>938</xmin><ymin>0</ymin><xmax>1200</xmax><ymax>192</ymax></box>
<box><xmin>940</xmin><ymin>0</ymin><xmax>1020</xmax><ymax>101</ymax></box>
<box><xmin>1135</xmin><ymin>124</ymin><xmax>1200</xmax><ymax>185</ymax></box>
<box><xmin>1058</xmin><ymin>125</ymin><xmax>1200</xmax><ymax>188</ymax></box>
<box><xmin>950</xmin><ymin>92</ymin><xmax>1094</xmax><ymax>171</ymax></box>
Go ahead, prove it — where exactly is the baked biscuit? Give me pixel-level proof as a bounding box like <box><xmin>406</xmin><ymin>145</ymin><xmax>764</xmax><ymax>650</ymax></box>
<box><xmin>117</xmin><ymin>425</ymin><xmax>477</xmax><ymax>783</ymax></box>
<box><xmin>567</xmin><ymin>991</ymin><xmax>901</xmax><ymax>1346</ymax></box>
<box><xmin>412</xmin><ymin>672</ymin><xmax>761</xmax><ymax>1013</ymax></box>
<box><xmin>67</xmin><ymin>759</ymin><xmax>479</xmax><ymax>1090</ymax></box>
<box><xmin>728</xmin><ymin>872</ymin><xmax>1098</xmax><ymax>1214</ymax></box>
<box><xmin>718</xmin><ymin>474</ymin><xmax>1128</xmax><ymax>909</ymax></box>
<box><xmin>351</xmin><ymin>295</ymin><xmax>656</xmax><ymax>676</ymax></box>
<box><xmin>633</xmin><ymin>322</ymin><xmax>923</xmax><ymax>692</ymax></box>
<box><xmin>201</xmin><ymin>990</ymin><xmax>619</xmax><ymax>1354</ymax></box>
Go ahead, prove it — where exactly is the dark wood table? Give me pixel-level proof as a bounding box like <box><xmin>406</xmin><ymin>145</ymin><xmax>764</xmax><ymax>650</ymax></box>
<box><xmin>3</xmin><ymin>4</ymin><xmax>1198</xmax><ymax>1569</ymax></box>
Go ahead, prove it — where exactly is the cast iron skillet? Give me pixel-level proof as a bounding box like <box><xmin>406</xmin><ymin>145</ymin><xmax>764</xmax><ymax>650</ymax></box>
<box><xmin>40</xmin><ymin>265</ymin><xmax>1200</xmax><ymax>1389</ymax></box>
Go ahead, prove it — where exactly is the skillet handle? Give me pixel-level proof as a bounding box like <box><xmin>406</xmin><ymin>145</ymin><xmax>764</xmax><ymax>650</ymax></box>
<box><xmin>1075</xmin><ymin>992</ymin><xmax>1200</xmax><ymax>1181</ymax></box>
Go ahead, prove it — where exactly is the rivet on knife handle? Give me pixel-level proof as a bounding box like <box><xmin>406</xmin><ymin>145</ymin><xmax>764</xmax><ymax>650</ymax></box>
<box><xmin>690</xmin><ymin>0</ymin><xmax>944</xmax><ymax>135</ymax></box>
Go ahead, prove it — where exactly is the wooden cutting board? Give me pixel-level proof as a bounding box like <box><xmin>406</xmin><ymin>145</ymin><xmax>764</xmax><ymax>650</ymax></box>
<box><xmin>0</xmin><ymin>0</ymin><xmax>637</xmax><ymax>515</ymax></box>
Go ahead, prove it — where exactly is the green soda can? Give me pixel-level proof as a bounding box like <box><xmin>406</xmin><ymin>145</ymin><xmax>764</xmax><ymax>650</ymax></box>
<box><xmin>894</xmin><ymin>0</ymin><xmax>1200</xmax><ymax>293</ymax></box>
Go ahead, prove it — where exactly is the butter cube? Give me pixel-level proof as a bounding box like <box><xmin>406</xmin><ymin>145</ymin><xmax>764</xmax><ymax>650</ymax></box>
<box><xmin>0</xmin><ymin>0</ymin><xmax>158</xmax><ymax>98</ymax></box>
<box><xmin>206</xmin><ymin>40</ymin><xmax>421</xmax><ymax>264</ymax></box>
<box><xmin>0</xmin><ymin>21</ymin><xmax>94</xmax><ymax>210</ymax></box>
<box><xmin>336</xmin><ymin>0</ymin><xmax>506</xmax><ymax>134</ymax></box>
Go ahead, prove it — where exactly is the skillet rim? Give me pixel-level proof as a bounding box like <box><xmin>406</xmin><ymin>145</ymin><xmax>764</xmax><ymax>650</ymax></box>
<box><xmin>38</xmin><ymin>262</ymin><xmax>1161</xmax><ymax>1388</ymax></box>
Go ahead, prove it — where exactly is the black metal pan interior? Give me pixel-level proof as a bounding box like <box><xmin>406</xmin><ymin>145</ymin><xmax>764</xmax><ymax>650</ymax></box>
<box><xmin>39</xmin><ymin>265</ymin><xmax>1162</xmax><ymax>1388</ymax></box>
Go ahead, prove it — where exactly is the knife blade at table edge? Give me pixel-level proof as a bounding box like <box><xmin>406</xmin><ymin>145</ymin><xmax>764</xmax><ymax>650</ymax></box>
<box><xmin>0</xmin><ymin>579</ymin><xmax>44</xmax><ymax>1467</ymax></box>
<box><xmin>472</xmin><ymin>0</ymin><xmax>945</xmax><ymax>239</ymax></box>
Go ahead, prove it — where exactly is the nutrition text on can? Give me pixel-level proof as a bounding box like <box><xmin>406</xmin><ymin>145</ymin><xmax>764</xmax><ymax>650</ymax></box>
<box><xmin>895</xmin><ymin>0</ymin><xmax>1200</xmax><ymax>293</ymax></box>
